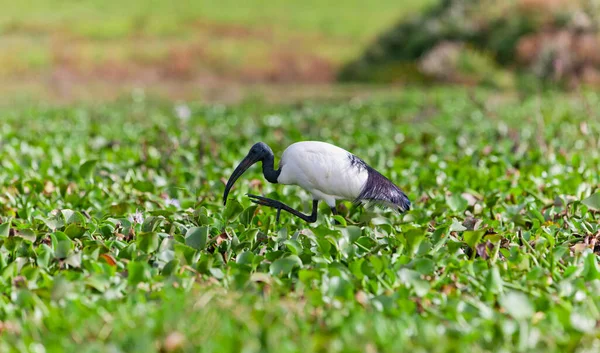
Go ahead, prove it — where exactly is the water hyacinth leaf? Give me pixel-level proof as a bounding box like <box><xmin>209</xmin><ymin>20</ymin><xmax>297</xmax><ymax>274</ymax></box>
<box><xmin>136</xmin><ymin>232</ymin><xmax>159</xmax><ymax>253</ymax></box>
<box><xmin>270</xmin><ymin>255</ymin><xmax>302</xmax><ymax>276</ymax></box>
<box><xmin>65</xmin><ymin>252</ymin><xmax>82</xmax><ymax>268</ymax></box>
<box><xmin>582</xmin><ymin>192</ymin><xmax>600</xmax><ymax>211</ymax></box>
<box><xmin>62</xmin><ymin>210</ymin><xmax>86</xmax><ymax>225</ymax></box>
<box><xmin>223</xmin><ymin>199</ymin><xmax>244</xmax><ymax>222</ymax></box>
<box><xmin>463</xmin><ymin>229</ymin><xmax>486</xmax><ymax>249</ymax></box>
<box><xmin>36</xmin><ymin>244</ymin><xmax>53</xmax><ymax>269</ymax></box>
<box><xmin>328</xmin><ymin>276</ymin><xmax>354</xmax><ymax>300</ymax></box>
<box><xmin>109</xmin><ymin>202</ymin><xmax>129</xmax><ymax>216</ymax></box>
<box><xmin>51</xmin><ymin>232</ymin><xmax>73</xmax><ymax>259</ymax></box>
<box><xmin>43</xmin><ymin>216</ymin><xmax>65</xmax><ymax>231</ymax></box>
<box><xmin>162</xmin><ymin>259</ymin><xmax>180</xmax><ymax>276</ymax></box>
<box><xmin>210</xmin><ymin>267</ymin><xmax>225</xmax><ymax>279</ymax></box>
<box><xmin>583</xmin><ymin>251</ymin><xmax>600</xmax><ymax>281</ymax></box>
<box><xmin>447</xmin><ymin>193</ymin><xmax>468</xmax><ymax>212</ymax></box>
<box><xmin>414</xmin><ymin>258</ymin><xmax>435</xmax><ymax>275</ymax></box>
<box><xmin>51</xmin><ymin>276</ymin><xmax>74</xmax><ymax>301</ymax></box>
<box><xmin>500</xmin><ymin>291</ymin><xmax>534</xmax><ymax>320</ymax></box>
<box><xmin>79</xmin><ymin>159</ymin><xmax>98</xmax><ymax>180</ymax></box>
<box><xmin>127</xmin><ymin>261</ymin><xmax>149</xmax><ymax>285</ymax></box>
<box><xmin>236</xmin><ymin>251</ymin><xmax>255</xmax><ymax>266</ymax></box>
<box><xmin>238</xmin><ymin>228</ymin><xmax>259</xmax><ymax>243</ymax></box>
<box><xmin>185</xmin><ymin>227</ymin><xmax>209</xmax><ymax>250</ymax></box>
<box><xmin>341</xmin><ymin>226</ymin><xmax>362</xmax><ymax>243</ymax></box>
<box><xmin>239</xmin><ymin>205</ymin><xmax>258</xmax><ymax>226</ymax></box>
<box><xmin>141</xmin><ymin>216</ymin><xmax>162</xmax><ymax>232</ymax></box>
<box><xmin>174</xmin><ymin>243</ymin><xmax>196</xmax><ymax>265</ymax></box>
<box><xmin>284</xmin><ymin>239</ymin><xmax>302</xmax><ymax>255</ymax></box>
<box><xmin>133</xmin><ymin>181</ymin><xmax>154</xmax><ymax>192</ymax></box>
<box><xmin>485</xmin><ymin>265</ymin><xmax>503</xmax><ymax>294</ymax></box>
<box><xmin>16</xmin><ymin>229</ymin><xmax>37</xmax><ymax>243</ymax></box>
<box><xmin>450</xmin><ymin>218</ymin><xmax>467</xmax><ymax>232</ymax></box>
<box><xmin>65</xmin><ymin>224</ymin><xmax>87</xmax><ymax>239</ymax></box>
<box><xmin>404</xmin><ymin>228</ymin><xmax>426</xmax><ymax>255</ymax></box>
<box><xmin>484</xmin><ymin>233</ymin><xmax>503</xmax><ymax>243</ymax></box>
<box><xmin>369</xmin><ymin>256</ymin><xmax>384</xmax><ymax>274</ymax></box>
<box><xmin>570</xmin><ymin>312</ymin><xmax>596</xmax><ymax>333</ymax></box>
<box><xmin>333</xmin><ymin>216</ymin><xmax>347</xmax><ymax>226</ymax></box>
<box><xmin>0</xmin><ymin>220</ymin><xmax>11</xmax><ymax>238</ymax></box>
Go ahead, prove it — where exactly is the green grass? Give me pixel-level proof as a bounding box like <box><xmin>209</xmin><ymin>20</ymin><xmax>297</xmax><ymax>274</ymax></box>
<box><xmin>1</xmin><ymin>87</ymin><xmax>600</xmax><ymax>352</ymax></box>
<box><xmin>0</xmin><ymin>0</ymin><xmax>437</xmax><ymax>102</ymax></box>
<box><xmin>1</xmin><ymin>0</ymin><xmax>435</xmax><ymax>40</ymax></box>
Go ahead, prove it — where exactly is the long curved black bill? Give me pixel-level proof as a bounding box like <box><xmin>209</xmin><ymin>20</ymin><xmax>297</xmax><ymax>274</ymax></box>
<box><xmin>223</xmin><ymin>155</ymin><xmax>260</xmax><ymax>205</ymax></box>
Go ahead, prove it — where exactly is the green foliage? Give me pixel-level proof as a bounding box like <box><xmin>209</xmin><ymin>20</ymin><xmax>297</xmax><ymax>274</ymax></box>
<box><xmin>1</xmin><ymin>87</ymin><xmax>600</xmax><ymax>351</ymax></box>
<box><xmin>339</xmin><ymin>0</ymin><xmax>598</xmax><ymax>88</ymax></box>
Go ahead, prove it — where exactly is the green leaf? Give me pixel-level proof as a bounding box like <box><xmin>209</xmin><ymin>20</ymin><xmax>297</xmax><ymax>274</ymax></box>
<box><xmin>583</xmin><ymin>251</ymin><xmax>600</xmax><ymax>281</ymax></box>
<box><xmin>582</xmin><ymin>192</ymin><xmax>600</xmax><ymax>211</ymax></box>
<box><xmin>162</xmin><ymin>259</ymin><xmax>180</xmax><ymax>276</ymax></box>
<box><xmin>223</xmin><ymin>199</ymin><xmax>244</xmax><ymax>222</ymax></box>
<box><xmin>447</xmin><ymin>194</ymin><xmax>468</xmax><ymax>212</ymax></box>
<box><xmin>270</xmin><ymin>255</ymin><xmax>302</xmax><ymax>276</ymax></box>
<box><xmin>62</xmin><ymin>209</ymin><xmax>87</xmax><ymax>224</ymax></box>
<box><xmin>404</xmin><ymin>228</ymin><xmax>426</xmax><ymax>255</ymax></box>
<box><xmin>328</xmin><ymin>276</ymin><xmax>354</xmax><ymax>300</ymax></box>
<box><xmin>136</xmin><ymin>232</ymin><xmax>159</xmax><ymax>253</ymax></box>
<box><xmin>500</xmin><ymin>291</ymin><xmax>533</xmax><ymax>320</ymax></box>
<box><xmin>236</xmin><ymin>251</ymin><xmax>255</xmax><ymax>266</ymax></box>
<box><xmin>484</xmin><ymin>233</ymin><xmax>503</xmax><ymax>243</ymax></box>
<box><xmin>342</xmin><ymin>226</ymin><xmax>362</xmax><ymax>243</ymax></box>
<box><xmin>0</xmin><ymin>219</ymin><xmax>11</xmax><ymax>238</ymax></box>
<box><xmin>174</xmin><ymin>243</ymin><xmax>196</xmax><ymax>265</ymax></box>
<box><xmin>36</xmin><ymin>244</ymin><xmax>53</xmax><ymax>269</ymax></box>
<box><xmin>284</xmin><ymin>239</ymin><xmax>302</xmax><ymax>255</ymax></box>
<box><xmin>127</xmin><ymin>261</ymin><xmax>149</xmax><ymax>285</ymax></box>
<box><xmin>570</xmin><ymin>312</ymin><xmax>596</xmax><ymax>333</ymax></box>
<box><xmin>51</xmin><ymin>232</ymin><xmax>73</xmax><ymax>259</ymax></box>
<box><xmin>64</xmin><ymin>224</ymin><xmax>86</xmax><ymax>239</ymax></box>
<box><xmin>16</xmin><ymin>229</ymin><xmax>37</xmax><ymax>243</ymax></box>
<box><xmin>43</xmin><ymin>216</ymin><xmax>65</xmax><ymax>231</ymax></box>
<box><xmin>333</xmin><ymin>215</ymin><xmax>347</xmax><ymax>226</ymax></box>
<box><xmin>485</xmin><ymin>265</ymin><xmax>503</xmax><ymax>294</ymax></box>
<box><xmin>369</xmin><ymin>256</ymin><xmax>384</xmax><ymax>275</ymax></box>
<box><xmin>79</xmin><ymin>159</ymin><xmax>98</xmax><ymax>180</ymax></box>
<box><xmin>141</xmin><ymin>216</ymin><xmax>162</xmax><ymax>232</ymax></box>
<box><xmin>133</xmin><ymin>181</ymin><xmax>154</xmax><ymax>192</ymax></box>
<box><xmin>463</xmin><ymin>229</ymin><xmax>485</xmax><ymax>249</ymax></box>
<box><xmin>185</xmin><ymin>227</ymin><xmax>209</xmax><ymax>250</ymax></box>
<box><xmin>239</xmin><ymin>205</ymin><xmax>258</xmax><ymax>226</ymax></box>
<box><xmin>414</xmin><ymin>258</ymin><xmax>435</xmax><ymax>275</ymax></box>
<box><xmin>449</xmin><ymin>218</ymin><xmax>467</xmax><ymax>232</ymax></box>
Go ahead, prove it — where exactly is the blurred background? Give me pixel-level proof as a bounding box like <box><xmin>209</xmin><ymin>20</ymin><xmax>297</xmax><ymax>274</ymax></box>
<box><xmin>2</xmin><ymin>0</ymin><xmax>599</xmax><ymax>104</ymax></box>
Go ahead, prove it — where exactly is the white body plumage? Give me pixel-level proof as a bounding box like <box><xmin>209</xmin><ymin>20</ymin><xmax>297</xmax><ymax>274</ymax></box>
<box><xmin>277</xmin><ymin>141</ymin><xmax>368</xmax><ymax>208</ymax></box>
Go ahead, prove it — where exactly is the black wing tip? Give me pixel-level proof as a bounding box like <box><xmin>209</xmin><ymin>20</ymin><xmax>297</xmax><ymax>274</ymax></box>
<box><xmin>352</xmin><ymin>192</ymin><xmax>411</xmax><ymax>213</ymax></box>
<box><xmin>396</xmin><ymin>195</ymin><xmax>411</xmax><ymax>213</ymax></box>
<box><xmin>354</xmin><ymin>165</ymin><xmax>411</xmax><ymax>213</ymax></box>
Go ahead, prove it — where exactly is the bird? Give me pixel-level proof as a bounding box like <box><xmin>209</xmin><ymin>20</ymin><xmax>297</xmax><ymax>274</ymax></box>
<box><xmin>222</xmin><ymin>141</ymin><xmax>410</xmax><ymax>223</ymax></box>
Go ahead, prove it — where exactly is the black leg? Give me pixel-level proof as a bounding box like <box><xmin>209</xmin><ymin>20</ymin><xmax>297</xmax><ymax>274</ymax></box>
<box><xmin>330</xmin><ymin>206</ymin><xmax>341</xmax><ymax>225</ymax></box>
<box><xmin>247</xmin><ymin>194</ymin><xmax>319</xmax><ymax>223</ymax></box>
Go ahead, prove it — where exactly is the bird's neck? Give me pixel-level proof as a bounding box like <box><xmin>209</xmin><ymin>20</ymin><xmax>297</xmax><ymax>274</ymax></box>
<box><xmin>261</xmin><ymin>153</ymin><xmax>280</xmax><ymax>184</ymax></box>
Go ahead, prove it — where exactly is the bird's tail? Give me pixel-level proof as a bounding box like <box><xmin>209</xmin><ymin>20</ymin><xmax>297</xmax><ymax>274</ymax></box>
<box><xmin>353</xmin><ymin>166</ymin><xmax>411</xmax><ymax>213</ymax></box>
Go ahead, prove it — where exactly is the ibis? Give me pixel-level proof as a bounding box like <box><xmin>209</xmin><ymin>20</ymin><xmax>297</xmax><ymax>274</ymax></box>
<box><xmin>222</xmin><ymin>141</ymin><xmax>410</xmax><ymax>223</ymax></box>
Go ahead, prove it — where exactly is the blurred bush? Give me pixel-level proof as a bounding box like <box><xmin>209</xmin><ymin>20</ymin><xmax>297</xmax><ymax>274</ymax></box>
<box><xmin>338</xmin><ymin>0</ymin><xmax>600</xmax><ymax>89</ymax></box>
